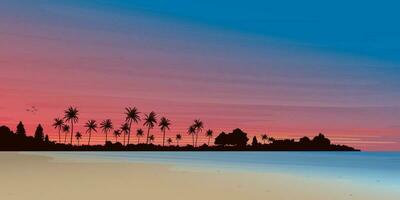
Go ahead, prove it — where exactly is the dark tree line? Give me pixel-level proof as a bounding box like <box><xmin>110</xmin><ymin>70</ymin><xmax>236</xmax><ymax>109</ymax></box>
<box><xmin>0</xmin><ymin>122</ymin><xmax>358</xmax><ymax>151</ymax></box>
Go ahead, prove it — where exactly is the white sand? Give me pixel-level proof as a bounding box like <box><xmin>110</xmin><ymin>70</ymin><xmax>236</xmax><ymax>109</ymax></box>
<box><xmin>0</xmin><ymin>152</ymin><xmax>398</xmax><ymax>200</ymax></box>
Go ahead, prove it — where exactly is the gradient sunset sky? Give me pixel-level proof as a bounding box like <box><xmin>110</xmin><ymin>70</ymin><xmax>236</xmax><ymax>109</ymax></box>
<box><xmin>1</xmin><ymin>0</ymin><xmax>400</xmax><ymax>150</ymax></box>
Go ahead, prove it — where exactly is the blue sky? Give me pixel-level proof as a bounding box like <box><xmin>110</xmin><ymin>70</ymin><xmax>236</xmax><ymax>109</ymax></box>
<box><xmin>67</xmin><ymin>0</ymin><xmax>400</xmax><ymax>62</ymax></box>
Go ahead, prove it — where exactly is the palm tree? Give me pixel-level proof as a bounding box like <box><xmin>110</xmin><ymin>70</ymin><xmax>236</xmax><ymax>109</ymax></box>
<box><xmin>62</xmin><ymin>124</ymin><xmax>70</xmax><ymax>143</ymax></box>
<box><xmin>100</xmin><ymin>119</ymin><xmax>113</xmax><ymax>144</ymax></box>
<box><xmin>143</xmin><ymin>112</ymin><xmax>157</xmax><ymax>144</ymax></box>
<box><xmin>158</xmin><ymin>117</ymin><xmax>171</xmax><ymax>146</ymax></box>
<box><xmin>64</xmin><ymin>106</ymin><xmax>79</xmax><ymax>144</ymax></box>
<box><xmin>113</xmin><ymin>129</ymin><xmax>121</xmax><ymax>143</ymax></box>
<box><xmin>187</xmin><ymin>125</ymin><xmax>196</xmax><ymax>146</ymax></box>
<box><xmin>136</xmin><ymin>128</ymin><xmax>144</xmax><ymax>144</ymax></box>
<box><xmin>52</xmin><ymin>118</ymin><xmax>64</xmax><ymax>143</ymax></box>
<box><xmin>120</xmin><ymin>123</ymin><xmax>129</xmax><ymax>146</ymax></box>
<box><xmin>85</xmin><ymin>120</ymin><xmax>97</xmax><ymax>146</ymax></box>
<box><xmin>167</xmin><ymin>138</ymin><xmax>173</xmax><ymax>146</ymax></box>
<box><xmin>125</xmin><ymin>107</ymin><xmax>140</xmax><ymax>145</ymax></box>
<box><xmin>206</xmin><ymin>129</ymin><xmax>213</xmax><ymax>146</ymax></box>
<box><xmin>75</xmin><ymin>132</ymin><xmax>82</xmax><ymax>146</ymax></box>
<box><xmin>149</xmin><ymin>135</ymin><xmax>155</xmax><ymax>144</ymax></box>
<box><xmin>261</xmin><ymin>134</ymin><xmax>268</xmax><ymax>144</ymax></box>
<box><xmin>193</xmin><ymin>119</ymin><xmax>203</xmax><ymax>147</ymax></box>
<box><xmin>175</xmin><ymin>134</ymin><xmax>182</xmax><ymax>146</ymax></box>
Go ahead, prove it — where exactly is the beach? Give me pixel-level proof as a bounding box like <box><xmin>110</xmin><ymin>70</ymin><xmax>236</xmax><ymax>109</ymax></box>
<box><xmin>1</xmin><ymin>152</ymin><xmax>399</xmax><ymax>200</ymax></box>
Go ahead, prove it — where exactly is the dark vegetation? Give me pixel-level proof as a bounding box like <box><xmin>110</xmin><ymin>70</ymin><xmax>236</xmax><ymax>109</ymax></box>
<box><xmin>0</xmin><ymin>122</ymin><xmax>358</xmax><ymax>151</ymax></box>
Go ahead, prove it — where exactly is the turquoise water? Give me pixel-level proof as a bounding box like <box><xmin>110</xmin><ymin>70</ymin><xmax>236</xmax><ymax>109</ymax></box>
<box><xmin>44</xmin><ymin>152</ymin><xmax>400</xmax><ymax>187</ymax></box>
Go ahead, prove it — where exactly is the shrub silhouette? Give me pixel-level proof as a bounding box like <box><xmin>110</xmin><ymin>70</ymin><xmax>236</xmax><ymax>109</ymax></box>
<box><xmin>252</xmin><ymin>136</ymin><xmax>260</xmax><ymax>146</ymax></box>
<box><xmin>214</xmin><ymin>129</ymin><xmax>249</xmax><ymax>147</ymax></box>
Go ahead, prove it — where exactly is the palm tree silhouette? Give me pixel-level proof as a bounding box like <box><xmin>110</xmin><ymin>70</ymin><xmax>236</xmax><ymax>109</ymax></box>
<box><xmin>149</xmin><ymin>134</ymin><xmax>155</xmax><ymax>144</ymax></box>
<box><xmin>187</xmin><ymin>125</ymin><xmax>196</xmax><ymax>146</ymax></box>
<box><xmin>120</xmin><ymin>123</ymin><xmax>129</xmax><ymax>146</ymax></box>
<box><xmin>85</xmin><ymin>120</ymin><xmax>97</xmax><ymax>145</ymax></box>
<box><xmin>125</xmin><ymin>107</ymin><xmax>140</xmax><ymax>145</ymax></box>
<box><xmin>136</xmin><ymin>128</ymin><xmax>144</xmax><ymax>144</ymax></box>
<box><xmin>261</xmin><ymin>134</ymin><xmax>268</xmax><ymax>144</ymax></box>
<box><xmin>167</xmin><ymin>138</ymin><xmax>173</xmax><ymax>146</ymax></box>
<box><xmin>64</xmin><ymin>106</ymin><xmax>79</xmax><ymax>144</ymax></box>
<box><xmin>143</xmin><ymin>112</ymin><xmax>157</xmax><ymax>144</ymax></box>
<box><xmin>175</xmin><ymin>134</ymin><xmax>182</xmax><ymax>146</ymax></box>
<box><xmin>113</xmin><ymin>129</ymin><xmax>121</xmax><ymax>143</ymax></box>
<box><xmin>158</xmin><ymin>117</ymin><xmax>171</xmax><ymax>146</ymax></box>
<box><xmin>52</xmin><ymin>118</ymin><xmax>64</xmax><ymax>143</ymax></box>
<box><xmin>193</xmin><ymin>119</ymin><xmax>203</xmax><ymax>147</ymax></box>
<box><xmin>62</xmin><ymin>124</ymin><xmax>70</xmax><ymax>144</ymax></box>
<box><xmin>75</xmin><ymin>132</ymin><xmax>82</xmax><ymax>146</ymax></box>
<box><xmin>100</xmin><ymin>119</ymin><xmax>113</xmax><ymax>144</ymax></box>
<box><xmin>206</xmin><ymin>129</ymin><xmax>213</xmax><ymax>146</ymax></box>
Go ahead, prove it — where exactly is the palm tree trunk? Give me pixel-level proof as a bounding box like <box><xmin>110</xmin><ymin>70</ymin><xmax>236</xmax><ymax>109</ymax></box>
<box><xmin>127</xmin><ymin>121</ymin><xmax>132</xmax><ymax>145</ymax></box>
<box><xmin>123</xmin><ymin>132</ymin><xmax>126</xmax><ymax>145</ymax></box>
<box><xmin>208</xmin><ymin>137</ymin><xmax>210</xmax><ymax>146</ymax></box>
<box><xmin>70</xmin><ymin>122</ymin><xmax>74</xmax><ymax>144</ymax></box>
<box><xmin>195</xmin><ymin>132</ymin><xmax>199</xmax><ymax>147</ymax></box>
<box><xmin>137</xmin><ymin>137</ymin><xmax>140</xmax><ymax>144</ymax></box>
<box><xmin>115</xmin><ymin>136</ymin><xmax>118</xmax><ymax>143</ymax></box>
<box><xmin>64</xmin><ymin>132</ymin><xmax>67</xmax><ymax>143</ymax></box>
<box><xmin>88</xmin><ymin>132</ymin><xmax>91</xmax><ymax>146</ymax></box>
<box><xmin>77</xmin><ymin>140</ymin><xmax>80</xmax><ymax>146</ymax></box>
<box><xmin>105</xmin><ymin>131</ymin><xmax>108</xmax><ymax>144</ymax></box>
<box><xmin>191</xmin><ymin>134</ymin><xmax>194</xmax><ymax>146</ymax></box>
<box><xmin>176</xmin><ymin>140</ymin><xmax>179</xmax><ymax>146</ymax></box>
<box><xmin>146</xmin><ymin>127</ymin><xmax>150</xmax><ymax>144</ymax></box>
<box><xmin>162</xmin><ymin>130</ymin><xmax>166</xmax><ymax>146</ymax></box>
<box><xmin>58</xmin><ymin>127</ymin><xmax>61</xmax><ymax>143</ymax></box>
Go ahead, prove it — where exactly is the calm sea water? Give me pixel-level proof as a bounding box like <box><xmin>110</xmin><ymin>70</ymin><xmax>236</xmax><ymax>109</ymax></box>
<box><xmin>41</xmin><ymin>152</ymin><xmax>400</xmax><ymax>186</ymax></box>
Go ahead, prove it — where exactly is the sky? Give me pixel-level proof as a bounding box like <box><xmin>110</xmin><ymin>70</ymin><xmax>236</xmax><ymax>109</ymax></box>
<box><xmin>1</xmin><ymin>0</ymin><xmax>400</xmax><ymax>150</ymax></box>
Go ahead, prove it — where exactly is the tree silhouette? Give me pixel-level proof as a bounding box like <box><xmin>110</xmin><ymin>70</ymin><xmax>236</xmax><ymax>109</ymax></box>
<box><xmin>125</xmin><ymin>107</ymin><xmax>140</xmax><ymax>145</ymax></box>
<box><xmin>143</xmin><ymin>112</ymin><xmax>157</xmax><ymax>144</ymax></box>
<box><xmin>16</xmin><ymin>121</ymin><xmax>26</xmax><ymax>137</ymax></box>
<box><xmin>113</xmin><ymin>129</ymin><xmax>121</xmax><ymax>143</ymax></box>
<box><xmin>136</xmin><ymin>128</ymin><xmax>144</xmax><ymax>144</ymax></box>
<box><xmin>64</xmin><ymin>106</ymin><xmax>79</xmax><ymax>144</ymax></box>
<box><xmin>100</xmin><ymin>119</ymin><xmax>113</xmax><ymax>144</ymax></box>
<box><xmin>175</xmin><ymin>134</ymin><xmax>182</xmax><ymax>146</ymax></box>
<box><xmin>52</xmin><ymin>118</ymin><xmax>64</xmax><ymax>143</ymax></box>
<box><xmin>149</xmin><ymin>134</ymin><xmax>155</xmax><ymax>144</ymax></box>
<box><xmin>261</xmin><ymin>134</ymin><xmax>268</xmax><ymax>144</ymax></box>
<box><xmin>251</xmin><ymin>136</ymin><xmax>259</xmax><ymax>146</ymax></box>
<box><xmin>75</xmin><ymin>132</ymin><xmax>82</xmax><ymax>146</ymax></box>
<box><xmin>85</xmin><ymin>120</ymin><xmax>97</xmax><ymax>146</ymax></box>
<box><xmin>62</xmin><ymin>124</ymin><xmax>70</xmax><ymax>143</ymax></box>
<box><xmin>159</xmin><ymin>116</ymin><xmax>171</xmax><ymax>146</ymax></box>
<box><xmin>193</xmin><ymin>119</ymin><xmax>203</xmax><ymax>147</ymax></box>
<box><xmin>167</xmin><ymin>138</ymin><xmax>173</xmax><ymax>146</ymax></box>
<box><xmin>187</xmin><ymin>125</ymin><xmax>196</xmax><ymax>146</ymax></box>
<box><xmin>205</xmin><ymin>129</ymin><xmax>213</xmax><ymax>146</ymax></box>
<box><xmin>34</xmin><ymin>124</ymin><xmax>44</xmax><ymax>141</ymax></box>
<box><xmin>45</xmin><ymin>135</ymin><xmax>49</xmax><ymax>143</ymax></box>
<box><xmin>214</xmin><ymin>129</ymin><xmax>249</xmax><ymax>146</ymax></box>
<box><xmin>120</xmin><ymin>123</ymin><xmax>129</xmax><ymax>146</ymax></box>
